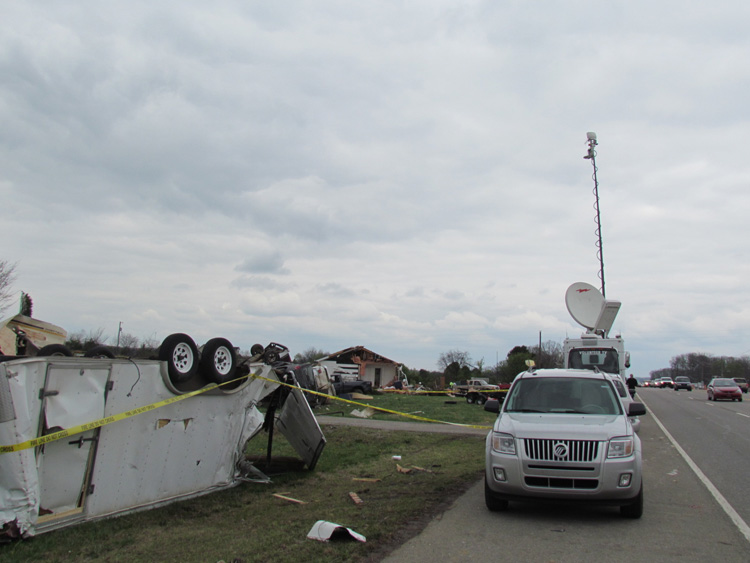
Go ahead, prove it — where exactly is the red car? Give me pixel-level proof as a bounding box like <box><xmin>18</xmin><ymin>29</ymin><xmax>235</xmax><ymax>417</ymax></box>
<box><xmin>707</xmin><ymin>378</ymin><xmax>743</xmax><ymax>402</ymax></box>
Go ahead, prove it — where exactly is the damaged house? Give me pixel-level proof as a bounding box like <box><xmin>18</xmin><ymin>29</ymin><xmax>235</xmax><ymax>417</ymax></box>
<box><xmin>318</xmin><ymin>346</ymin><xmax>400</xmax><ymax>389</ymax></box>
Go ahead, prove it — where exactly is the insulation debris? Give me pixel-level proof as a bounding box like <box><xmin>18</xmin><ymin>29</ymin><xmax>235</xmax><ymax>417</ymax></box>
<box><xmin>307</xmin><ymin>520</ymin><xmax>366</xmax><ymax>543</ymax></box>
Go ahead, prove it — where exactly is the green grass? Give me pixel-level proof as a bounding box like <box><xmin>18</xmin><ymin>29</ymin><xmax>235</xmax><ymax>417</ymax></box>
<box><xmin>0</xmin><ymin>425</ymin><xmax>487</xmax><ymax>563</ymax></box>
<box><xmin>314</xmin><ymin>391</ymin><xmax>500</xmax><ymax>427</ymax></box>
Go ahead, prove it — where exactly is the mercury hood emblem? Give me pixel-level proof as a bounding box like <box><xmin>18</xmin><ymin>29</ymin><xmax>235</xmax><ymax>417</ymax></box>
<box><xmin>553</xmin><ymin>442</ymin><xmax>569</xmax><ymax>460</ymax></box>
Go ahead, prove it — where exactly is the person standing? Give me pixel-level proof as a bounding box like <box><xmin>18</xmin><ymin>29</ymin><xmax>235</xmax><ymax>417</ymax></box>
<box><xmin>626</xmin><ymin>373</ymin><xmax>638</xmax><ymax>398</ymax></box>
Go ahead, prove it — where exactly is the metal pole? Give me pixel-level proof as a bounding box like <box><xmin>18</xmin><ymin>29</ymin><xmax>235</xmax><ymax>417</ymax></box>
<box><xmin>584</xmin><ymin>132</ymin><xmax>606</xmax><ymax>298</ymax></box>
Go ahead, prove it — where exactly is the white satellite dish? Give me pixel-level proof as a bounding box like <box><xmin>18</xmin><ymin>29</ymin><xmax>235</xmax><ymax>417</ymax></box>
<box><xmin>565</xmin><ymin>282</ymin><xmax>604</xmax><ymax>330</ymax></box>
<box><xmin>594</xmin><ymin>299</ymin><xmax>621</xmax><ymax>335</ymax></box>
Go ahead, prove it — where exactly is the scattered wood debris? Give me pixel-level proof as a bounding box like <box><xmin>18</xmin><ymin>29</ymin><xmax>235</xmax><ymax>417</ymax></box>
<box><xmin>272</xmin><ymin>493</ymin><xmax>307</xmax><ymax>504</ymax></box>
<box><xmin>396</xmin><ymin>464</ymin><xmax>433</xmax><ymax>474</ymax></box>
<box><xmin>348</xmin><ymin>492</ymin><xmax>364</xmax><ymax>505</ymax></box>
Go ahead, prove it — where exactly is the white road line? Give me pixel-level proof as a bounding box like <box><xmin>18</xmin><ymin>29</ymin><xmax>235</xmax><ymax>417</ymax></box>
<box><xmin>640</xmin><ymin>396</ymin><xmax>750</xmax><ymax>545</ymax></box>
<box><xmin>738</xmin><ymin>413</ymin><xmax>750</xmax><ymax>419</ymax></box>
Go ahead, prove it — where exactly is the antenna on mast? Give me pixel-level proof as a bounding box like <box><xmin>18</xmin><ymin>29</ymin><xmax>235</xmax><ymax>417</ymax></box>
<box><xmin>583</xmin><ymin>132</ymin><xmax>605</xmax><ymax>298</ymax></box>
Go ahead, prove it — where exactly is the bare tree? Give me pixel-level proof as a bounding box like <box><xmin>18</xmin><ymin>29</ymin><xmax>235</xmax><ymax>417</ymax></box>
<box><xmin>529</xmin><ymin>340</ymin><xmax>564</xmax><ymax>368</ymax></box>
<box><xmin>437</xmin><ymin>350</ymin><xmax>473</xmax><ymax>371</ymax></box>
<box><xmin>0</xmin><ymin>260</ymin><xmax>18</xmax><ymax>316</ymax></box>
<box><xmin>293</xmin><ymin>347</ymin><xmax>330</xmax><ymax>364</ymax></box>
<box><xmin>117</xmin><ymin>333</ymin><xmax>140</xmax><ymax>356</ymax></box>
<box><xmin>66</xmin><ymin>328</ymin><xmax>109</xmax><ymax>352</ymax></box>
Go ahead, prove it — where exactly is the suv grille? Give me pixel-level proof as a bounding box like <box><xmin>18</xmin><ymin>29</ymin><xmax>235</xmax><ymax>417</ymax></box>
<box><xmin>523</xmin><ymin>439</ymin><xmax>599</xmax><ymax>462</ymax></box>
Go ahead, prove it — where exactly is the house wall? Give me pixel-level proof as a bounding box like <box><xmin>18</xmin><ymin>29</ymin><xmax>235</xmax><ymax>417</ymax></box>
<box><xmin>362</xmin><ymin>363</ymin><xmax>398</xmax><ymax>388</ymax></box>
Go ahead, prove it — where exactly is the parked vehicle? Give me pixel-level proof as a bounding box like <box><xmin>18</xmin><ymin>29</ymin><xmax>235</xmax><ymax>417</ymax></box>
<box><xmin>453</xmin><ymin>379</ymin><xmax>506</xmax><ymax>405</ymax></box>
<box><xmin>673</xmin><ymin>376</ymin><xmax>693</xmax><ymax>391</ymax></box>
<box><xmin>483</xmin><ymin>368</ymin><xmax>646</xmax><ymax>518</ymax></box>
<box><xmin>331</xmin><ymin>373</ymin><xmax>372</xmax><ymax>395</ymax></box>
<box><xmin>707</xmin><ymin>378</ymin><xmax>743</xmax><ymax>401</ymax></box>
<box><xmin>733</xmin><ymin>378</ymin><xmax>749</xmax><ymax>394</ymax></box>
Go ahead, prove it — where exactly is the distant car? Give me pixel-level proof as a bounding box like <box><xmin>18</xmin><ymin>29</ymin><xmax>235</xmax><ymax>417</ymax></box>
<box><xmin>733</xmin><ymin>378</ymin><xmax>749</xmax><ymax>394</ymax></box>
<box><xmin>673</xmin><ymin>376</ymin><xmax>693</xmax><ymax>391</ymax></box>
<box><xmin>658</xmin><ymin>377</ymin><xmax>674</xmax><ymax>389</ymax></box>
<box><xmin>484</xmin><ymin>368</ymin><xmax>646</xmax><ymax>518</ymax></box>
<box><xmin>707</xmin><ymin>378</ymin><xmax>742</xmax><ymax>402</ymax></box>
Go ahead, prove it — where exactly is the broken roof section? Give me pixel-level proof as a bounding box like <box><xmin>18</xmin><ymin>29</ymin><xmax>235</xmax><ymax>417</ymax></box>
<box><xmin>319</xmin><ymin>346</ymin><xmax>399</xmax><ymax>366</ymax></box>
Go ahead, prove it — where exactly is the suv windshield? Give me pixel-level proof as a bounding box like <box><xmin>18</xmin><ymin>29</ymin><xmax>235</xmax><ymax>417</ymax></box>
<box><xmin>567</xmin><ymin>348</ymin><xmax>619</xmax><ymax>374</ymax></box>
<box><xmin>505</xmin><ymin>377</ymin><xmax>622</xmax><ymax>415</ymax></box>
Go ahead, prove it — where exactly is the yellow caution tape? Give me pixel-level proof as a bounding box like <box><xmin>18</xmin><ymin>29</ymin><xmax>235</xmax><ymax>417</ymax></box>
<box><xmin>380</xmin><ymin>388</ymin><xmax>508</xmax><ymax>395</ymax></box>
<box><xmin>0</xmin><ymin>371</ymin><xmax>258</xmax><ymax>454</ymax></box>
<box><xmin>249</xmin><ymin>373</ymin><xmax>494</xmax><ymax>430</ymax></box>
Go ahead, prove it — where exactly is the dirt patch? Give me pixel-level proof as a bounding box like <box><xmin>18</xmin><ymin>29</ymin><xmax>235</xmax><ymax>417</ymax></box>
<box><xmin>361</xmin><ymin>475</ymin><xmax>482</xmax><ymax>562</ymax></box>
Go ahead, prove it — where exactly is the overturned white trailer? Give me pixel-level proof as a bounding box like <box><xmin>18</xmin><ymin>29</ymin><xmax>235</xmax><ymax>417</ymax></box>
<box><xmin>0</xmin><ymin>352</ymin><xmax>325</xmax><ymax>539</ymax></box>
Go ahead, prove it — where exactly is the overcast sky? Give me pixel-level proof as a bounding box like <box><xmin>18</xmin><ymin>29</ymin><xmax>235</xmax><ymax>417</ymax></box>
<box><xmin>2</xmin><ymin>1</ymin><xmax>749</xmax><ymax>376</ymax></box>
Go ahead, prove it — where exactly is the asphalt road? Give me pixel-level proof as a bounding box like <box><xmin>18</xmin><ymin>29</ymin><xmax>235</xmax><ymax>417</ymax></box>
<box><xmin>637</xmin><ymin>387</ymin><xmax>750</xmax><ymax>525</ymax></box>
<box><xmin>320</xmin><ymin>396</ymin><xmax>750</xmax><ymax>562</ymax></box>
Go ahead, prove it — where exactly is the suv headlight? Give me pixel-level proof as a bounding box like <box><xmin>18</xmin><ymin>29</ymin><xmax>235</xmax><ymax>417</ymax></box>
<box><xmin>607</xmin><ymin>437</ymin><xmax>634</xmax><ymax>458</ymax></box>
<box><xmin>491</xmin><ymin>432</ymin><xmax>516</xmax><ymax>455</ymax></box>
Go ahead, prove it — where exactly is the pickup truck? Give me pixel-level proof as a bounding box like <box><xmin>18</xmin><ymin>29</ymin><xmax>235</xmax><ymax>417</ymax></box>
<box><xmin>453</xmin><ymin>379</ymin><xmax>510</xmax><ymax>405</ymax></box>
<box><xmin>331</xmin><ymin>373</ymin><xmax>373</xmax><ymax>395</ymax></box>
<box><xmin>452</xmin><ymin>379</ymin><xmax>506</xmax><ymax>405</ymax></box>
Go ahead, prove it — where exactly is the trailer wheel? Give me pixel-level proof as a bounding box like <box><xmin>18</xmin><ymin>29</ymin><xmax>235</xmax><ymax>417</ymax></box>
<box><xmin>264</xmin><ymin>348</ymin><xmax>280</xmax><ymax>363</ymax></box>
<box><xmin>37</xmin><ymin>344</ymin><xmax>73</xmax><ymax>357</ymax></box>
<box><xmin>250</xmin><ymin>343</ymin><xmax>265</xmax><ymax>356</ymax></box>
<box><xmin>84</xmin><ymin>345</ymin><xmax>115</xmax><ymax>359</ymax></box>
<box><xmin>199</xmin><ymin>338</ymin><xmax>237</xmax><ymax>384</ymax></box>
<box><xmin>159</xmin><ymin>333</ymin><xmax>199</xmax><ymax>384</ymax></box>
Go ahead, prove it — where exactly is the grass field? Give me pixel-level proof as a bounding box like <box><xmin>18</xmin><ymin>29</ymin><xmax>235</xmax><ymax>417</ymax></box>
<box><xmin>0</xmin><ymin>395</ymin><xmax>493</xmax><ymax>563</ymax></box>
<box><xmin>314</xmin><ymin>390</ymin><xmax>500</xmax><ymax>427</ymax></box>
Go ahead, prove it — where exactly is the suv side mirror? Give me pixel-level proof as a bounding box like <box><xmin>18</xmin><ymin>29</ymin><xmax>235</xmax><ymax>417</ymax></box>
<box><xmin>484</xmin><ymin>398</ymin><xmax>500</xmax><ymax>414</ymax></box>
<box><xmin>628</xmin><ymin>402</ymin><xmax>647</xmax><ymax>416</ymax></box>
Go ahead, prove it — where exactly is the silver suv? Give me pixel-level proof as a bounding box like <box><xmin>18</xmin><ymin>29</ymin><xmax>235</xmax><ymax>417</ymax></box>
<box><xmin>484</xmin><ymin>368</ymin><xmax>646</xmax><ymax>518</ymax></box>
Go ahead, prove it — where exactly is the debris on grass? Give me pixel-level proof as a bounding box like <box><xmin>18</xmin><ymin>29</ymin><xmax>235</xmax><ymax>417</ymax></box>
<box><xmin>396</xmin><ymin>464</ymin><xmax>433</xmax><ymax>474</ymax></box>
<box><xmin>348</xmin><ymin>492</ymin><xmax>364</xmax><ymax>505</ymax></box>
<box><xmin>350</xmin><ymin>407</ymin><xmax>376</xmax><ymax>418</ymax></box>
<box><xmin>272</xmin><ymin>493</ymin><xmax>307</xmax><ymax>504</ymax></box>
<box><xmin>307</xmin><ymin>520</ymin><xmax>366</xmax><ymax>543</ymax></box>
<box><xmin>352</xmin><ymin>477</ymin><xmax>381</xmax><ymax>482</ymax></box>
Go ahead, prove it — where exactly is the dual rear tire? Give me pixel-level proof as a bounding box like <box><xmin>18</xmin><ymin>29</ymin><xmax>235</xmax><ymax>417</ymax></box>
<box><xmin>159</xmin><ymin>334</ymin><xmax>237</xmax><ymax>386</ymax></box>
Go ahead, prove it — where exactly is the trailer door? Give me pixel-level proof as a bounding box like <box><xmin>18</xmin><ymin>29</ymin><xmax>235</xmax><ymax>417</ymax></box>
<box><xmin>36</xmin><ymin>364</ymin><xmax>111</xmax><ymax>521</ymax></box>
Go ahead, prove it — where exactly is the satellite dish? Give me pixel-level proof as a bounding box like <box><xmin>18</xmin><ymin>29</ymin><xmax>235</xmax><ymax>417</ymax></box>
<box><xmin>594</xmin><ymin>300</ymin><xmax>621</xmax><ymax>335</ymax></box>
<box><xmin>565</xmin><ymin>282</ymin><xmax>604</xmax><ymax>330</ymax></box>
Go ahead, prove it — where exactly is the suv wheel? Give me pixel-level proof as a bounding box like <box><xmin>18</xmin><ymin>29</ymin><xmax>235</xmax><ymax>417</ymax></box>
<box><xmin>620</xmin><ymin>485</ymin><xmax>643</xmax><ymax>519</ymax></box>
<box><xmin>484</xmin><ymin>479</ymin><xmax>509</xmax><ymax>512</ymax></box>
